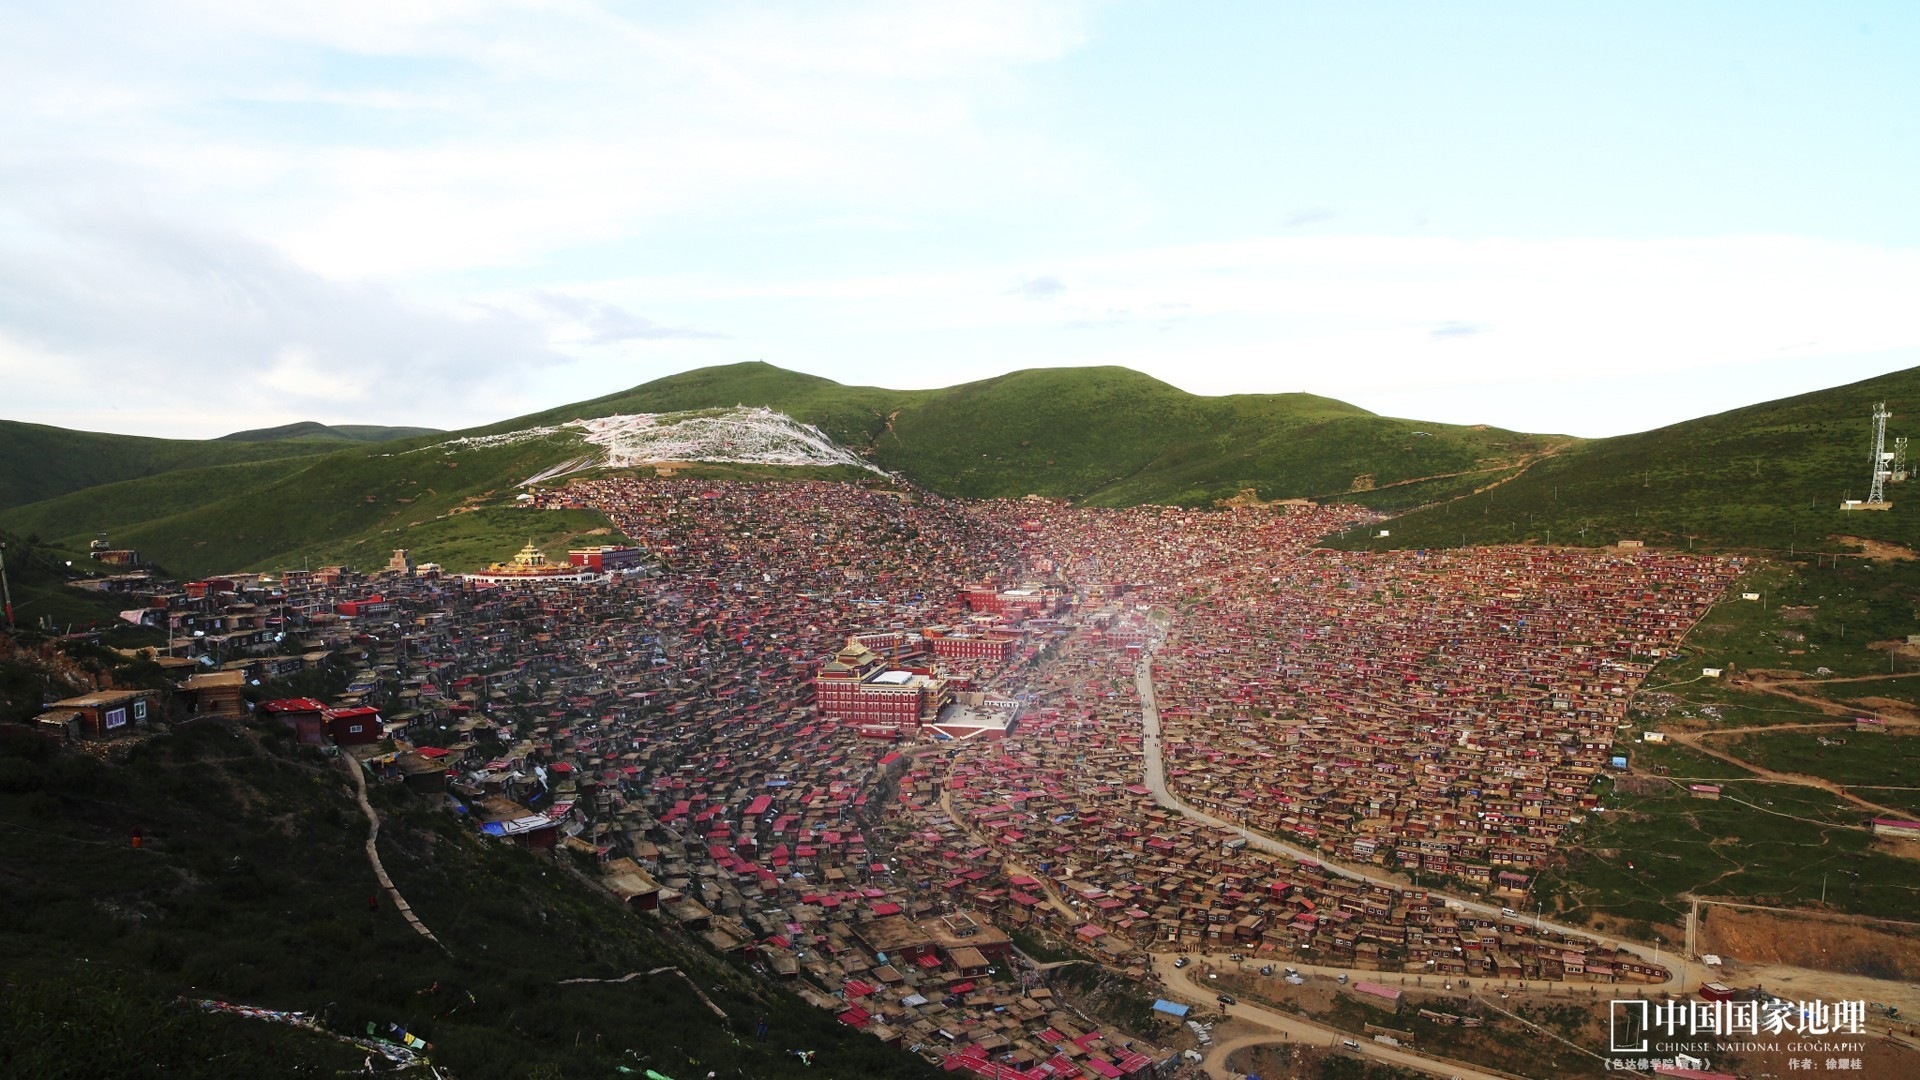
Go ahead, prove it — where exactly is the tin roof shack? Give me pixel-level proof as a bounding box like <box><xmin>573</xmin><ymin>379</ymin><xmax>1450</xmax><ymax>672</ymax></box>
<box><xmin>259</xmin><ymin>698</ymin><xmax>327</xmax><ymax>745</ymax></box>
<box><xmin>394</xmin><ymin>749</ymin><xmax>449</xmax><ymax>794</ymax></box>
<box><xmin>323</xmin><ymin>706</ymin><xmax>383</xmax><ymax>746</ymax></box>
<box><xmin>473</xmin><ymin>794</ymin><xmax>560</xmax><ymax>850</ymax></box>
<box><xmin>1870</xmin><ymin>818</ymin><xmax>1920</xmax><ymax>841</ymax></box>
<box><xmin>854</xmin><ymin>914</ymin><xmax>939</xmax><ymax>966</ymax></box>
<box><xmin>602</xmin><ymin>857</ymin><xmax>662</xmax><ymax>911</ymax></box>
<box><xmin>921</xmin><ymin>910</ymin><xmax>1014</xmax><ymax>964</ymax></box>
<box><xmin>179</xmin><ymin>670</ymin><xmax>247</xmax><ymax>720</ymax></box>
<box><xmin>41</xmin><ymin>689</ymin><xmax>159</xmax><ymax>740</ymax></box>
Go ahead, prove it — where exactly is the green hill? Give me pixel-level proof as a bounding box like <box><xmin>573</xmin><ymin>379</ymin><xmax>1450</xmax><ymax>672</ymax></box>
<box><xmin>3</xmin><ymin>361</ymin><xmax>1562</xmax><ymax>578</ymax></box>
<box><xmin>866</xmin><ymin>365</ymin><xmax>1559</xmax><ymax>506</ymax></box>
<box><xmin>15</xmin><ymin>359</ymin><xmax>1920</xmax><ymax>577</ymax></box>
<box><xmin>1329</xmin><ymin>365</ymin><xmax>1920</xmax><ymax>553</ymax></box>
<box><xmin>0</xmin><ymin>716</ymin><xmax>938</xmax><ymax>1080</ymax></box>
<box><xmin>0</xmin><ymin>419</ymin><xmax>344</xmax><ymax>514</ymax></box>
<box><xmin>218</xmin><ymin>421</ymin><xmax>444</xmax><ymax>443</ymax></box>
<box><xmin>484</xmin><ymin>361</ymin><xmax>1560</xmax><ymax>506</ymax></box>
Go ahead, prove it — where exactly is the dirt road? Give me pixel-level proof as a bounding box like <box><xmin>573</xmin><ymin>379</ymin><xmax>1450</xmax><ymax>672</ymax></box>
<box><xmin>1151</xmin><ymin>952</ymin><xmax>1523</xmax><ymax>1080</ymax></box>
<box><xmin>1665</xmin><ymin>726</ymin><xmax>1908</xmax><ymax>817</ymax></box>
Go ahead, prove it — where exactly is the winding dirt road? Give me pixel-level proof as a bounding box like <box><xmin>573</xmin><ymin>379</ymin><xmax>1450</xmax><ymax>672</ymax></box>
<box><xmin>340</xmin><ymin>753</ymin><xmax>447</xmax><ymax>951</ymax></box>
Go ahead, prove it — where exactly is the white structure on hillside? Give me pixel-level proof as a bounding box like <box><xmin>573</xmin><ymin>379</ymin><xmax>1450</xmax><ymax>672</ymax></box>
<box><xmin>1842</xmin><ymin>401</ymin><xmax>1895</xmax><ymax>511</ymax></box>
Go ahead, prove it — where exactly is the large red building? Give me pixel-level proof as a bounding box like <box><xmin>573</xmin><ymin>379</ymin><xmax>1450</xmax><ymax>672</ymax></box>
<box><xmin>961</xmin><ymin>581</ymin><xmax>1062</xmax><ymax>622</ymax></box>
<box><xmin>922</xmin><ymin>626</ymin><xmax>1018</xmax><ymax>663</ymax></box>
<box><xmin>815</xmin><ymin>638</ymin><xmax>952</xmax><ymax>727</ymax></box>
<box><xmin>567</xmin><ymin>545</ymin><xmax>647</xmax><ymax>572</ymax></box>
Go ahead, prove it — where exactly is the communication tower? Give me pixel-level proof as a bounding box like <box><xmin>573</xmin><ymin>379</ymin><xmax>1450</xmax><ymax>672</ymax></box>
<box><xmin>1845</xmin><ymin>402</ymin><xmax>1896</xmax><ymax>510</ymax></box>
<box><xmin>1867</xmin><ymin>402</ymin><xmax>1892</xmax><ymax>505</ymax></box>
<box><xmin>1893</xmin><ymin>436</ymin><xmax>1909</xmax><ymax>483</ymax></box>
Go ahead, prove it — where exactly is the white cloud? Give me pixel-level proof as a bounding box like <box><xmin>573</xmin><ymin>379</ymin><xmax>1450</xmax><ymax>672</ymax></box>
<box><xmin>1</xmin><ymin>1</ymin><xmax>1093</xmax><ymax>276</ymax></box>
<box><xmin>2</xmin><ymin>2</ymin><xmax>1914</xmax><ymax>442</ymax></box>
<box><xmin>567</xmin><ymin>233</ymin><xmax>1920</xmax><ymax>432</ymax></box>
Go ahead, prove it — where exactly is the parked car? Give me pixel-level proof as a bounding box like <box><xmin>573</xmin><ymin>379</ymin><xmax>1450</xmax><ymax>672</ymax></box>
<box><xmin>1216</xmin><ymin>994</ymin><xmax>1236</xmax><ymax>1006</ymax></box>
<box><xmin>1173</xmin><ymin>956</ymin><xmax>1190</xmax><ymax>969</ymax></box>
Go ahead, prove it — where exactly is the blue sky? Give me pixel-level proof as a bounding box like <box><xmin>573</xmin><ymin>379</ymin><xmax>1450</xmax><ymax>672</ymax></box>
<box><xmin>2</xmin><ymin>1</ymin><xmax>1916</xmax><ymax>439</ymax></box>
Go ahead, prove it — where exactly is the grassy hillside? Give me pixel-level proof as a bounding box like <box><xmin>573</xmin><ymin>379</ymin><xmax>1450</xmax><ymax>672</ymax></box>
<box><xmin>0</xmin><ymin>457</ymin><xmax>320</xmax><ymax>549</ymax></box>
<box><xmin>0</xmin><ymin>717</ymin><xmax>940</xmax><ymax>1080</ymax></box>
<box><xmin>218</xmin><ymin>421</ymin><xmax>443</xmax><ymax>443</ymax></box>
<box><xmin>1334</xmin><ymin>365</ymin><xmax>1920</xmax><ymax>552</ymax></box>
<box><xmin>495</xmin><ymin>361</ymin><xmax>1562</xmax><ymax>506</ymax></box>
<box><xmin>20</xmin><ymin>358</ymin><xmax>1920</xmax><ymax>574</ymax></box>
<box><xmin>492</xmin><ymin>360</ymin><xmax>915</xmax><ymax>450</ymax></box>
<box><xmin>0</xmin><ymin>419</ymin><xmax>345</xmax><ymax>514</ymax></box>
<box><xmin>873</xmin><ymin>366</ymin><xmax>1559</xmax><ymax>506</ymax></box>
<box><xmin>0</xmin><ymin>529</ymin><xmax>159</xmax><ymax>636</ymax></box>
<box><xmin>96</xmin><ymin>432</ymin><xmax>610</xmax><ymax>578</ymax></box>
<box><xmin>5</xmin><ymin>361</ymin><xmax>1561</xmax><ymax>576</ymax></box>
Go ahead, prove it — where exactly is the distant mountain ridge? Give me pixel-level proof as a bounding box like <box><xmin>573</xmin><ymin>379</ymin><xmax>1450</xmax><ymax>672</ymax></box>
<box><xmin>217</xmin><ymin>421</ymin><xmax>443</xmax><ymax>443</ymax></box>
<box><xmin>0</xmin><ymin>418</ymin><xmax>345</xmax><ymax>514</ymax></box>
<box><xmin>6</xmin><ymin>359</ymin><xmax>1918</xmax><ymax>577</ymax></box>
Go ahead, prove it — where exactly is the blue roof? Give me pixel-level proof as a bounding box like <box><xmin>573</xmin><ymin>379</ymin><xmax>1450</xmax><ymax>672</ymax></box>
<box><xmin>1151</xmin><ymin>999</ymin><xmax>1190</xmax><ymax>1017</ymax></box>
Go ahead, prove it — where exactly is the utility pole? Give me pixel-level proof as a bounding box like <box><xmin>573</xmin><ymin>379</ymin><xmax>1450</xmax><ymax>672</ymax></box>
<box><xmin>0</xmin><ymin>542</ymin><xmax>13</xmax><ymax>630</ymax></box>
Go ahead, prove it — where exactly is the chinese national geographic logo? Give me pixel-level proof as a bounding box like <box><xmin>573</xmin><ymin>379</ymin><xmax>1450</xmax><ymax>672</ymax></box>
<box><xmin>1606</xmin><ymin>998</ymin><xmax>1872</xmax><ymax>1073</ymax></box>
<box><xmin>1610</xmin><ymin>998</ymin><xmax>1866</xmax><ymax>1051</ymax></box>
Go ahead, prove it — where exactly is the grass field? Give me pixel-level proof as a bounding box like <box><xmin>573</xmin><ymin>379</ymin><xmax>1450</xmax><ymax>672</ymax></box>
<box><xmin>1536</xmin><ymin>741</ymin><xmax>1918</xmax><ymax>930</ymax></box>
<box><xmin>1716</xmin><ymin>728</ymin><xmax>1920</xmax><ymax>791</ymax></box>
<box><xmin>1332</xmin><ymin>363</ymin><xmax>1920</xmax><ymax>553</ymax></box>
<box><xmin>292</xmin><ymin>507</ymin><xmax>628</xmax><ymax>574</ymax></box>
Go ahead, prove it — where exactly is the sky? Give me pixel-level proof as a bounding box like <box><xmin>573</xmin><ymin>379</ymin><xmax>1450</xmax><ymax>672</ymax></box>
<box><xmin>3</xmin><ymin>0</ymin><xmax>1917</xmax><ymax>440</ymax></box>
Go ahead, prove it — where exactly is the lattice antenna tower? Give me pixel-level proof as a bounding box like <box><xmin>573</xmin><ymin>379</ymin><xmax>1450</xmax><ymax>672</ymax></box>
<box><xmin>1867</xmin><ymin>401</ymin><xmax>1892</xmax><ymax>504</ymax></box>
<box><xmin>1893</xmin><ymin>436</ymin><xmax>1909</xmax><ymax>483</ymax></box>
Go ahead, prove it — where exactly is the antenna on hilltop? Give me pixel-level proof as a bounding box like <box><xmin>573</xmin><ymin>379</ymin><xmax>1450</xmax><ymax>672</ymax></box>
<box><xmin>1868</xmin><ymin>402</ymin><xmax>1892</xmax><ymax>505</ymax></box>
<box><xmin>1844</xmin><ymin>402</ymin><xmax>1896</xmax><ymax>511</ymax></box>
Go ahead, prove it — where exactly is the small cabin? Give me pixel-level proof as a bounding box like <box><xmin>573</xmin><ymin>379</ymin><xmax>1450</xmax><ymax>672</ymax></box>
<box><xmin>38</xmin><ymin>690</ymin><xmax>158</xmax><ymax>740</ymax></box>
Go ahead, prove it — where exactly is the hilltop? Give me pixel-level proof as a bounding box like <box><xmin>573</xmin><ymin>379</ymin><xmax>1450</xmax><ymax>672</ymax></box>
<box><xmin>1324</xmin><ymin>364</ymin><xmax>1920</xmax><ymax>554</ymax></box>
<box><xmin>0</xmin><ymin>362</ymin><xmax>1559</xmax><ymax>578</ymax></box>
<box><xmin>11</xmin><ymin>359</ymin><xmax>1920</xmax><ymax>579</ymax></box>
<box><xmin>0</xmin><ymin>418</ymin><xmax>347</xmax><ymax>514</ymax></box>
<box><xmin>218</xmin><ymin>421</ymin><xmax>444</xmax><ymax>444</ymax></box>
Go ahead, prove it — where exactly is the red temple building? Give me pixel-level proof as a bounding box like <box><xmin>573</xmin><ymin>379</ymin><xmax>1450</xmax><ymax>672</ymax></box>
<box><xmin>815</xmin><ymin>638</ymin><xmax>953</xmax><ymax>727</ymax></box>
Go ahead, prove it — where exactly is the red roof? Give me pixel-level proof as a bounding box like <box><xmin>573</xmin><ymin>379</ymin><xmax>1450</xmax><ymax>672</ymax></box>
<box><xmin>260</xmin><ymin>698</ymin><xmax>326</xmax><ymax>713</ymax></box>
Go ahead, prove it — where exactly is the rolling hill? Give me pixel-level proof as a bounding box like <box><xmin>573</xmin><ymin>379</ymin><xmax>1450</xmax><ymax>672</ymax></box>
<box><xmin>0</xmin><ymin>419</ymin><xmax>349</xmax><ymax>514</ymax></box>
<box><xmin>12</xmin><ymin>359</ymin><xmax>1920</xmax><ymax>579</ymax></box>
<box><xmin>1323</xmin><ymin>364</ymin><xmax>1920</xmax><ymax>554</ymax></box>
<box><xmin>0</xmin><ymin>362</ymin><xmax>1563</xmax><ymax>578</ymax></box>
<box><xmin>217</xmin><ymin>421</ymin><xmax>444</xmax><ymax>443</ymax></box>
